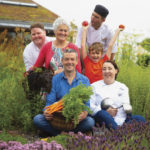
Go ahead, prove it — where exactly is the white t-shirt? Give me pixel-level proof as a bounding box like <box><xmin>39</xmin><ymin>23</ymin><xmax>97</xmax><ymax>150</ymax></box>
<box><xmin>23</xmin><ymin>36</ymin><xmax>51</xmax><ymax>71</ymax></box>
<box><xmin>75</xmin><ymin>24</ymin><xmax>117</xmax><ymax>56</ymax></box>
<box><xmin>90</xmin><ymin>80</ymin><xmax>130</xmax><ymax>126</ymax></box>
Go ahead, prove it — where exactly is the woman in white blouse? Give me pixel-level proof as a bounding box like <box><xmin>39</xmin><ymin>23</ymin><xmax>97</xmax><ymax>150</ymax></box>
<box><xmin>90</xmin><ymin>60</ymin><xmax>145</xmax><ymax>129</ymax></box>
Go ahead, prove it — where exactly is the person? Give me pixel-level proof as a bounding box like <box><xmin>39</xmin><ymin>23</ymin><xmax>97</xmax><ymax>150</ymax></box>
<box><xmin>90</xmin><ymin>60</ymin><xmax>145</xmax><ymax>130</ymax></box>
<box><xmin>33</xmin><ymin>49</ymin><xmax>95</xmax><ymax>136</ymax></box>
<box><xmin>80</xmin><ymin>24</ymin><xmax>124</xmax><ymax>84</ymax></box>
<box><xmin>33</xmin><ymin>17</ymin><xmax>81</xmax><ymax>75</ymax></box>
<box><xmin>23</xmin><ymin>23</ymin><xmax>51</xmax><ymax>71</ymax></box>
<box><xmin>75</xmin><ymin>4</ymin><xmax>117</xmax><ymax>61</ymax></box>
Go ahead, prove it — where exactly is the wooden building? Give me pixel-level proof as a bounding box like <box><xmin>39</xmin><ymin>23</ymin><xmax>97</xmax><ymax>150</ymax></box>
<box><xmin>0</xmin><ymin>0</ymin><xmax>59</xmax><ymax>36</ymax></box>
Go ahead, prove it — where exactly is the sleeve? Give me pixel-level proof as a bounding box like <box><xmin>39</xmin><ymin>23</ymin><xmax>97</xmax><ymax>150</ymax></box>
<box><xmin>34</xmin><ymin>44</ymin><xmax>47</xmax><ymax>68</ymax></box>
<box><xmin>75</xmin><ymin>27</ymin><xmax>82</xmax><ymax>48</ymax></box>
<box><xmin>45</xmin><ymin>76</ymin><xmax>57</xmax><ymax>107</ymax></box>
<box><xmin>120</xmin><ymin>84</ymin><xmax>130</xmax><ymax>105</ymax></box>
<box><xmin>90</xmin><ymin>85</ymin><xmax>102</xmax><ymax>115</ymax></box>
<box><xmin>23</xmin><ymin>46</ymin><xmax>34</xmax><ymax>71</ymax></box>
<box><xmin>107</xmin><ymin>30</ymin><xmax>117</xmax><ymax>54</ymax></box>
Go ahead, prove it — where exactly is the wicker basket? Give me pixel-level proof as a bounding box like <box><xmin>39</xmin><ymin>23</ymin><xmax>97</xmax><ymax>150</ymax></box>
<box><xmin>50</xmin><ymin>112</ymin><xmax>75</xmax><ymax>131</ymax></box>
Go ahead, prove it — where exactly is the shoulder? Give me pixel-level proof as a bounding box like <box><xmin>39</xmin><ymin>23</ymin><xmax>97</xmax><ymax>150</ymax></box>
<box><xmin>52</xmin><ymin>72</ymin><xmax>63</xmax><ymax>82</ymax></box>
<box><xmin>91</xmin><ymin>80</ymin><xmax>104</xmax><ymax>87</ymax></box>
<box><xmin>101</xmin><ymin>24</ymin><xmax>112</xmax><ymax>31</ymax></box>
<box><xmin>41</xmin><ymin>41</ymin><xmax>52</xmax><ymax>52</ymax></box>
<box><xmin>91</xmin><ymin>80</ymin><xmax>104</xmax><ymax>93</ymax></box>
<box><xmin>23</xmin><ymin>42</ymin><xmax>34</xmax><ymax>55</ymax></box>
<box><xmin>24</xmin><ymin>42</ymin><xmax>34</xmax><ymax>51</ymax></box>
<box><xmin>77</xmin><ymin>72</ymin><xmax>90</xmax><ymax>83</ymax></box>
<box><xmin>67</xmin><ymin>42</ymin><xmax>78</xmax><ymax>49</ymax></box>
<box><xmin>43</xmin><ymin>41</ymin><xmax>52</xmax><ymax>48</ymax></box>
<box><xmin>45</xmin><ymin>36</ymin><xmax>55</xmax><ymax>42</ymax></box>
<box><xmin>114</xmin><ymin>81</ymin><xmax>129</xmax><ymax>90</ymax></box>
<box><xmin>100</xmin><ymin>24</ymin><xmax>114</xmax><ymax>35</ymax></box>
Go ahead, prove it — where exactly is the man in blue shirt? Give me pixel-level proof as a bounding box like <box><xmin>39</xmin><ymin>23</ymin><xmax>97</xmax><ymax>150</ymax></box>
<box><xmin>33</xmin><ymin>49</ymin><xmax>95</xmax><ymax>136</ymax></box>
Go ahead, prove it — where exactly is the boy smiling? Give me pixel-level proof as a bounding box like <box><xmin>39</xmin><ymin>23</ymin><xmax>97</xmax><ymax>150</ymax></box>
<box><xmin>81</xmin><ymin>25</ymin><xmax>124</xmax><ymax>83</ymax></box>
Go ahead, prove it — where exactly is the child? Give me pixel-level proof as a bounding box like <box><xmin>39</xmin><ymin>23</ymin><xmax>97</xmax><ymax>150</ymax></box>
<box><xmin>81</xmin><ymin>25</ymin><xmax>124</xmax><ymax>83</ymax></box>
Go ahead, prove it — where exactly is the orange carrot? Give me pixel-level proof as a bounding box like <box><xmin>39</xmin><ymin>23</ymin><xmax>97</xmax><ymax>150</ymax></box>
<box><xmin>45</xmin><ymin>99</ymin><xmax>64</xmax><ymax>114</ymax></box>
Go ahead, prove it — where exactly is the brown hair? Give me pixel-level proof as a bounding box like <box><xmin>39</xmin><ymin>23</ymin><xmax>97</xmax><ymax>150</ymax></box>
<box><xmin>30</xmin><ymin>23</ymin><xmax>45</xmax><ymax>31</ymax></box>
<box><xmin>89</xmin><ymin>42</ymin><xmax>103</xmax><ymax>53</ymax></box>
<box><xmin>103</xmin><ymin>60</ymin><xmax>119</xmax><ymax>79</ymax></box>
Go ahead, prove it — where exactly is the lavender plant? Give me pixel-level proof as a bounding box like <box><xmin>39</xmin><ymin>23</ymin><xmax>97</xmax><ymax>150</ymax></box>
<box><xmin>64</xmin><ymin>118</ymin><xmax>150</xmax><ymax>150</ymax></box>
<box><xmin>0</xmin><ymin>140</ymin><xmax>65</xmax><ymax>150</ymax></box>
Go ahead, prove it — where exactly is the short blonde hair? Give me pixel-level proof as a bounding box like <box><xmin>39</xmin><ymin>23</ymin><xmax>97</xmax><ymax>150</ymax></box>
<box><xmin>89</xmin><ymin>42</ymin><xmax>103</xmax><ymax>53</ymax></box>
<box><xmin>53</xmin><ymin>17</ymin><xmax>71</xmax><ymax>32</ymax></box>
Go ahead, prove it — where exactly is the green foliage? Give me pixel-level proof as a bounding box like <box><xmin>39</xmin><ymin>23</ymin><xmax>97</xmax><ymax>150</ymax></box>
<box><xmin>116</xmin><ymin>55</ymin><xmax>150</xmax><ymax>116</ymax></box>
<box><xmin>62</xmin><ymin>84</ymin><xmax>93</xmax><ymax>126</ymax></box>
<box><xmin>0</xmin><ymin>2</ymin><xmax>58</xmax><ymax>23</ymax></box>
<box><xmin>136</xmin><ymin>53</ymin><xmax>150</xmax><ymax>67</ymax></box>
<box><xmin>0</xmin><ymin>30</ymin><xmax>44</xmax><ymax>132</ymax></box>
<box><xmin>0</xmin><ymin>28</ymin><xmax>150</xmax><ymax>136</ymax></box>
<box><xmin>47</xmin><ymin>134</ymin><xmax>69</xmax><ymax>148</ymax></box>
<box><xmin>139</xmin><ymin>38</ymin><xmax>150</xmax><ymax>52</ymax></box>
<box><xmin>0</xmin><ymin>131</ymin><xmax>27</xmax><ymax>144</ymax></box>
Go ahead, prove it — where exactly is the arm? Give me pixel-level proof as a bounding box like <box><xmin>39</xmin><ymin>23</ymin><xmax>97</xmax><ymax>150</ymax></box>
<box><xmin>23</xmin><ymin>46</ymin><xmax>34</xmax><ymax>71</ymax></box>
<box><xmin>89</xmin><ymin>85</ymin><xmax>102</xmax><ymax>115</ymax></box>
<box><xmin>43</xmin><ymin>76</ymin><xmax>57</xmax><ymax>120</ymax></box>
<box><xmin>106</xmin><ymin>27</ymin><xmax>124</xmax><ymax>58</ymax></box>
<box><xmin>45</xmin><ymin>76</ymin><xmax>57</xmax><ymax>107</ymax></box>
<box><xmin>75</xmin><ymin>27</ymin><xmax>82</xmax><ymax>48</ymax></box>
<box><xmin>81</xmin><ymin>26</ymin><xmax>88</xmax><ymax>60</ymax></box>
<box><xmin>33</xmin><ymin>44</ymin><xmax>48</xmax><ymax>68</ymax></box>
<box><xmin>120</xmin><ymin>84</ymin><xmax>130</xmax><ymax>105</ymax></box>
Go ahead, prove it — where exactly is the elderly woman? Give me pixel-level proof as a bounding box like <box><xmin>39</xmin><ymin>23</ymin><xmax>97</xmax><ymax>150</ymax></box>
<box><xmin>90</xmin><ymin>60</ymin><xmax>145</xmax><ymax>130</ymax></box>
<box><xmin>33</xmin><ymin>17</ymin><xmax>81</xmax><ymax>74</ymax></box>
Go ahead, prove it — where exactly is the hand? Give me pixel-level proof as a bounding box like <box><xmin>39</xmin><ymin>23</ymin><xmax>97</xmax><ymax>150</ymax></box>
<box><xmin>82</xmin><ymin>21</ymin><xmax>89</xmax><ymax>30</ymax></box>
<box><xmin>78</xmin><ymin>111</ymin><xmax>88</xmax><ymax>122</ymax></box>
<box><xmin>106</xmin><ymin>107</ymin><xmax>118</xmax><ymax>117</ymax></box>
<box><xmin>24</xmin><ymin>71</ymin><xmax>29</xmax><ymax>77</ymax></box>
<box><xmin>43</xmin><ymin>111</ymin><xmax>53</xmax><ymax>120</ymax></box>
<box><xmin>82</xmin><ymin>21</ymin><xmax>88</xmax><ymax>27</ymax></box>
<box><xmin>118</xmin><ymin>24</ymin><xmax>125</xmax><ymax>31</ymax></box>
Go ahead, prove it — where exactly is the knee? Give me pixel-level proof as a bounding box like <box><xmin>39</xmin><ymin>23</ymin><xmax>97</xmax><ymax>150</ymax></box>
<box><xmin>95</xmin><ymin>110</ymin><xmax>109</xmax><ymax>120</ymax></box>
<box><xmin>133</xmin><ymin>115</ymin><xmax>146</xmax><ymax>122</ymax></box>
<box><xmin>33</xmin><ymin>114</ymin><xmax>44</xmax><ymax>125</ymax></box>
<box><xmin>85</xmin><ymin>116</ymin><xmax>95</xmax><ymax>128</ymax></box>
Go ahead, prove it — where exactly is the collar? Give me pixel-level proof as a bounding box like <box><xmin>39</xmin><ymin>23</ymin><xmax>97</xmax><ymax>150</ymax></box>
<box><xmin>102</xmin><ymin>80</ymin><xmax>116</xmax><ymax>86</ymax></box>
<box><xmin>89</xmin><ymin>23</ymin><xmax>104</xmax><ymax>32</ymax></box>
<box><xmin>61</xmin><ymin>71</ymin><xmax>81</xmax><ymax>80</ymax></box>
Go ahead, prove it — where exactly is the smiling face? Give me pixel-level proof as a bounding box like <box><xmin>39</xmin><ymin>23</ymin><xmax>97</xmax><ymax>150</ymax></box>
<box><xmin>54</xmin><ymin>24</ymin><xmax>69</xmax><ymax>42</ymax></box>
<box><xmin>89</xmin><ymin>50</ymin><xmax>102</xmax><ymax>63</ymax></box>
<box><xmin>102</xmin><ymin>61</ymin><xmax>118</xmax><ymax>84</ymax></box>
<box><xmin>91</xmin><ymin>12</ymin><xmax>105</xmax><ymax>29</ymax></box>
<box><xmin>62</xmin><ymin>52</ymin><xmax>78</xmax><ymax>73</ymax></box>
<box><xmin>31</xmin><ymin>27</ymin><xmax>46</xmax><ymax>49</ymax></box>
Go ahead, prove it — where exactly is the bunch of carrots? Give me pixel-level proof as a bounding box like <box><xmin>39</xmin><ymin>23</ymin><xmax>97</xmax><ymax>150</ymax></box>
<box><xmin>45</xmin><ymin>99</ymin><xmax>64</xmax><ymax>114</ymax></box>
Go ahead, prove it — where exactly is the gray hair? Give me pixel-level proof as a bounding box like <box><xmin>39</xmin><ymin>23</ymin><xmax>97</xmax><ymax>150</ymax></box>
<box><xmin>53</xmin><ymin>17</ymin><xmax>71</xmax><ymax>32</ymax></box>
<box><xmin>62</xmin><ymin>49</ymin><xmax>78</xmax><ymax>58</ymax></box>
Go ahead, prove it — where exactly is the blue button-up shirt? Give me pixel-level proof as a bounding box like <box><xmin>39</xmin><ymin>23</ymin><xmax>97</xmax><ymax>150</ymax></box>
<box><xmin>45</xmin><ymin>71</ymin><xmax>90</xmax><ymax>108</ymax></box>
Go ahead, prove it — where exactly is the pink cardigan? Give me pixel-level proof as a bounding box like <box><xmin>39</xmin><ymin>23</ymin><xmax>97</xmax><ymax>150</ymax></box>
<box><xmin>34</xmin><ymin>41</ymin><xmax>81</xmax><ymax>73</ymax></box>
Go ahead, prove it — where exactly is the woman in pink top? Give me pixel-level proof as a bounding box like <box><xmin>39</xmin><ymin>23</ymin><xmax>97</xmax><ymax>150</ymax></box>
<box><xmin>33</xmin><ymin>17</ymin><xmax>81</xmax><ymax>74</ymax></box>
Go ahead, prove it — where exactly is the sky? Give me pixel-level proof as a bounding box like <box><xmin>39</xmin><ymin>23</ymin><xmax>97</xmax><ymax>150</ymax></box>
<box><xmin>33</xmin><ymin>0</ymin><xmax>150</xmax><ymax>38</ymax></box>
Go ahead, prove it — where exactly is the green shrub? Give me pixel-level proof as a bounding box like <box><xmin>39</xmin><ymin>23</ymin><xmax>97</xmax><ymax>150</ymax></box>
<box><xmin>136</xmin><ymin>53</ymin><xmax>150</xmax><ymax>67</ymax></box>
<box><xmin>0</xmin><ymin>30</ymin><xmax>45</xmax><ymax>132</ymax></box>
